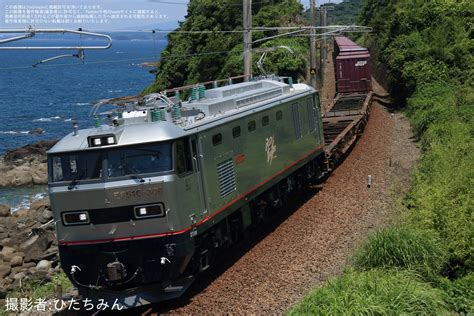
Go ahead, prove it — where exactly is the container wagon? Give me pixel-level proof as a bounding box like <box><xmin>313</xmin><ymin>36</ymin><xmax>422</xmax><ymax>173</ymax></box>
<box><xmin>333</xmin><ymin>36</ymin><xmax>372</xmax><ymax>94</ymax></box>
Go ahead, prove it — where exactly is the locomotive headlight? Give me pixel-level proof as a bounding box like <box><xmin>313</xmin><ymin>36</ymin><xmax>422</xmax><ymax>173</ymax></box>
<box><xmin>88</xmin><ymin>134</ymin><xmax>116</xmax><ymax>147</ymax></box>
<box><xmin>62</xmin><ymin>211</ymin><xmax>90</xmax><ymax>225</ymax></box>
<box><xmin>138</xmin><ymin>207</ymin><xmax>147</xmax><ymax>216</ymax></box>
<box><xmin>134</xmin><ymin>203</ymin><xmax>165</xmax><ymax>219</ymax></box>
<box><xmin>107</xmin><ymin>136</ymin><xmax>115</xmax><ymax>144</ymax></box>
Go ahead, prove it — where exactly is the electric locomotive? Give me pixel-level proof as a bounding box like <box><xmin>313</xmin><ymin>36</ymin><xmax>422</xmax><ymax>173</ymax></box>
<box><xmin>47</xmin><ymin>77</ymin><xmax>325</xmax><ymax>307</ymax></box>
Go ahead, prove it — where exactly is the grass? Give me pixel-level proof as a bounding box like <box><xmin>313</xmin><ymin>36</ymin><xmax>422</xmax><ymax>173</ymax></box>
<box><xmin>288</xmin><ymin>269</ymin><xmax>448</xmax><ymax>315</ymax></box>
<box><xmin>5</xmin><ymin>271</ymin><xmax>71</xmax><ymax>301</ymax></box>
<box><xmin>353</xmin><ymin>225</ymin><xmax>448</xmax><ymax>282</ymax></box>
<box><xmin>439</xmin><ymin>273</ymin><xmax>474</xmax><ymax>314</ymax></box>
<box><xmin>7</xmin><ymin>271</ymin><xmax>72</xmax><ymax>301</ymax></box>
<box><xmin>0</xmin><ymin>272</ymin><xmax>72</xmax><ymax>315</ymax></box>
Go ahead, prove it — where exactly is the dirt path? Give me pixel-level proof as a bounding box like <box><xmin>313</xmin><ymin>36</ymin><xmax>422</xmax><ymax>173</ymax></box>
<box><xmin>134</xmin><ymin>100</ymin><xmax>419</xmax><ymax>315</ymax></box>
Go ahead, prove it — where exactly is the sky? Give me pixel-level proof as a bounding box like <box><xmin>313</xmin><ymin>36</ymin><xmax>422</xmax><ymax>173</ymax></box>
<box><xmin>0</xmin><ymin>0</ymin><xmax>344</xmax><ymax>30</ymax></box>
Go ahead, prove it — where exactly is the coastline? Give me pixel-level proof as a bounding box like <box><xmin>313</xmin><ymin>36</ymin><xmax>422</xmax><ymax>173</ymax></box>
<box><xmin>0</xmin><ymin>140</ymin><xmax>61</xmax><ymax>299</ymax></box>
<box><xmin>0</xmin><ymin>140</ymin><xmax>56</xmax><ymax>189</ymax></box>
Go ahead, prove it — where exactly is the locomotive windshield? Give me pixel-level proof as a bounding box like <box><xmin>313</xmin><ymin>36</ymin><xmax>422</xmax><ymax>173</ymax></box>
<box><xmin>107</xmin><ymin>143</ymin><xmax>172</xmax><ymax>178</ymax></box>
<box><xmin>49</xmin><ymin>142</ymin><xmax>172</xmax><ymax>182</ymax></box>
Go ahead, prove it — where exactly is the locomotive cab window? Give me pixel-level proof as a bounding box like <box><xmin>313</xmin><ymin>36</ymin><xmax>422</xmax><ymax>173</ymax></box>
<box><xmin>232</xmin><ymin>126</ymin><xmax>241</xmax><ymax>138</ymax></box>
<box><xmin>212</xmin><ymin>133</ymin><xmax>222</xmax><ymax>146</ymax></box>
<box><xmin>276</xmin><ymin>110</ymin><xmax>283</xmax><ymax>121</ymax></box>
<box><xmin>175</xmin><ymin>138</ymin><xmax>193</xmax><ymax>174</ymax></box>
<box><xmin>262</xmin><ymin>116</ymin><xmax>269</xmax><ymax>126</ymax></box>
<box><xmin>106</xmin><ymin>142</ymin><xmax>172</xmax><ymax>178</ymax></box>
<box><xmin>49</xmin><ymin>151</ymin><xmax>103</xmax><ymax>182</ymax></box>
<box><xmin>49</xmin><ymin>143</ymin><xmax>174</xmax><ymax>182</ymax></box>
<box><xmin>248</xmin><ymin>120</ymin><xmax>256</xmax><ymax>132</ymax></box>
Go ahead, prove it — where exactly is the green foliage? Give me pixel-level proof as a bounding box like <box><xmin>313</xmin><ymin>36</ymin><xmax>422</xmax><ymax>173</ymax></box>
<box><xmin>361</xmin><ymin>0</ymin><xmax>474</xmax><ymax>279</ymax></box>
<box><xmin>7</xmin><ymin>272</ymin><xmax>72</xmax><ymax>301</ymax></box>
<box><xmin>0</xmin><ymin>272</ymin><xmax>72</xmax><ymax>315</ymax></box>
<box><xmin>353</xmin><ymin>226</ymin><xmax>448</xmax><ymax>282</ymax></box>
<box><xmin>302</xmin><ymin>0</ymin><xmax>364</xmax><ymax>26</ymax></box>
<box><xmin>439</xmin><ymin>273</ymin><xmax>474</xmax><ymax>314</ymax></box>
<box><xmin>362</xmin><ymin>0</ymin><xmax>474</xmax><ymax>102</ymax></box>
<box><xmin>258</xmin><ymin>37</ymin><xmax>308</xmax><ymax>80</ymax></box>
<box><xmin>146</xmin><ymin>0</ymin><xmax>307</xmax><ymax>93</ymax></box>
<box><xmin>354</xmin><ymin>0</ymin><xmax>474</xmax><ymax>312</ymax></box>
<box><xmin>401</xmin><ymin>81</ymin><xmax>474</xmax><ymax>277</ymax></box>
<box><xmin>288</xmin><ymin>269</ymin><xmax>448</xmax><ymax>315</ymax></box>
<box><xmin>292</xmin><ymin>1</ymin><xmax>474</xmax><ymax>315</ymax></box>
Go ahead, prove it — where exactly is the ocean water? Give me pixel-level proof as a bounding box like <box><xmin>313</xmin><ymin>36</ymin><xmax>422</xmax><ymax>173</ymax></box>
<box><xmin>0</xmin><ymin>37</ymin><xmax>166</xmax><ymax>154</ymax></box>
<box><xmin>0</xmin><ymin>185</ymin><xmax>48</xmax><ymax>212</ymax></box>
<box><xmin>0</xmin><ymin>36</ymin><xmax>166</xmax><ymax>209</ymax></box>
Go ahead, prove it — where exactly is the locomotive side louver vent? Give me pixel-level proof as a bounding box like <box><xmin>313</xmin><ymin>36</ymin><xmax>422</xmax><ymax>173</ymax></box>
<box><xmin>292</xmin><ymin>103</ymin><xmax>302</xmax><ymax>139</ymax></box>
<box><xmin>307</xmin><ymin>99</ymin><xmax>317</xmax><ymax>132</ymax></box>
<box><xmin>217</xmin><ymin>159</ymin><xmax>236</xmax><ymax>197</ymax></box>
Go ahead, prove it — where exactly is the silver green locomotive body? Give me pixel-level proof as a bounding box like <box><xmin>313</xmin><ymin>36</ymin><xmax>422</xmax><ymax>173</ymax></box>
<box><xmin>47</xmin><ymin>78</ymin><xmax>324</xmax><ymax>307</ymax></box>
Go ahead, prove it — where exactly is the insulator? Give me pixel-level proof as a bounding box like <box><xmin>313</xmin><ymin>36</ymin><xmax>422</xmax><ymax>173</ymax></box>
<box><xmin>93</xmin><ymin>115</ymin><xmax>101</xmax><ymax>128</ymax></box>
<box><xmin>171</xmin><ymin>105</ymin><xmax>182</xmax><ymax>120</ymax></box>
<box><xmin>191</xmin><ymin>87</ymin><xmax>199</xmax><ymax>101</ymax></box>
<box><xmin>151</xmin><ymin>108</ymin><xmax>165</xmax><ymax>122</ymax></box>
<box><xmin>198</xmin><ymin>85</ymin><xmax>206</xmax><ymax>99</ymax></box>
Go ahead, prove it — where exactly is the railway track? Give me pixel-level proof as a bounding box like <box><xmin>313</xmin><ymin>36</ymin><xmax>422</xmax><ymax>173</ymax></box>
<box><xmin>136</xmin><ymin>96</ymin><xmax>418</xmax><ymax>315</ymax></box>
<box><xmin>129</xmin><ymin>92</ymin><xmax>379</xmax><ymax>315</ymax></box>
<box><xmin>61</xmin><ymin>91</ymin><xmax>378</xmax><ymax>316</ymax></box>
<box><xmin>52</xmin><ymin>40</ymin><xmax>398</xmax><ymax>315</ymax></box>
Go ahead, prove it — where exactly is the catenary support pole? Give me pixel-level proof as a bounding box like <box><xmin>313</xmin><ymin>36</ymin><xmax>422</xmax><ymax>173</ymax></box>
<box><xmin>243</xmin><ymin>0</ymin><xmax>252</xmax><ymax>81</ymax></box>
<box><xmin>309</xmin><ymin>0</ymin><xmax>318</xmax><ymax>88</ymax></box>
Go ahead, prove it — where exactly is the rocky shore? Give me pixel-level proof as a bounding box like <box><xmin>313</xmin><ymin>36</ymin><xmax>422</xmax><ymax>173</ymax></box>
<box><xmin>0</xmin><ymin>200</ymin><xmax>59</xmax><ymax>299</ymax></box>
<box><xmin>0</xmin><ymin>140</ymin><xmax>57</xmax><ymax>187</ymax></box>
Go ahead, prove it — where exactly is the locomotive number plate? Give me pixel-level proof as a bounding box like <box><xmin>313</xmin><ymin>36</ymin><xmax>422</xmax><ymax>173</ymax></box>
<box><xmin>112</xmin><ymin>187</ymin><xmax>162</xmax><ymax>200</ymax></box>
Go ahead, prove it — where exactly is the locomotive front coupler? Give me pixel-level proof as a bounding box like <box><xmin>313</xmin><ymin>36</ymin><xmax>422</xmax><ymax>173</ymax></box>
<box><xmin>106</xmin><ymin>261</ymin><xmax>127</xmax><ymax>282</ymax></box>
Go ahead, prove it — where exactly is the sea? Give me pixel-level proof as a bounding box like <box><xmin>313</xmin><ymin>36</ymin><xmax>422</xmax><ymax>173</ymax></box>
<box><xmin>0</xmin><ymin>35</ymin><xmax>166</xmax><ymax>210</ymax></box>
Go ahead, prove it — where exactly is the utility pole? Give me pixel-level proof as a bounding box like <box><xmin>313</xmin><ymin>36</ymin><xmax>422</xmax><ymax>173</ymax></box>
<box><xmin>309</xmin><ymin>0</ymin><xmax>318</xmax><ymax>88</ymax></box>
<box><xmin>243</xmin><ymin>0</ymin><xmax>252</xmax><ymax>81</ymax></box>
<box><xmin>319</xmin><ymin>6</ymin><xmax>333</xmax><ymax>84</ymax></box>
<box><xmin>319</xmin><ymin>6</ymin><xmax>326</xmax><ymax>84</ymax></box>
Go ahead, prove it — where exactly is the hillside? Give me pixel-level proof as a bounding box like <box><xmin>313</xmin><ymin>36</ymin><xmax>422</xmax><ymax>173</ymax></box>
<box><xmin>302</xmin><ymin>0</ymin><xmax>364</xmax><ymax>26</ymax></box>
<box><xmin>291</xmin><ymin>0</ymin><xmax>474</xmax><ymax>314</ymax></box>
<box><xmin>323</xmin><ymin>0</ymin><xmax>364</xmax><ymax>25</ymax></box>
<box><xmin>144</xmin><ymin>0</ymin><xmax>309</xmax><ymax>93</ymax></box>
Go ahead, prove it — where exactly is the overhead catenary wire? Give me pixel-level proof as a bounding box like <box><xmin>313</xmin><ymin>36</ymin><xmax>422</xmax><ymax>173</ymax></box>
<box><xmin>0</xmin><ymin>49</ymin><xmax>239</xmax><ymax>71</ymax></box>
<box><xmin>0</xmin><ymin>25</ymin><xmax>371</xmax><ymax>70</ymax></box>
<box><xmin>74</xmin><ymin>25</ymin><xmax>371</xmax><ymax>34</ymax></box>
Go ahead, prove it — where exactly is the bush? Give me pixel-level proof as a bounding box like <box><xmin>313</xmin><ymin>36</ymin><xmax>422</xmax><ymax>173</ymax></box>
<box><xmin>404</xmin><ymin>82</ymin><xmax>474</xmax><ymax>276</ymax></box>
<box><xmin>288</xmin><ymin>269</ymin><xmax>448</xmax><ymax>315</ymax></box>
<box><xmin>353</xmin><ymin>226</ymin><xmax>448</xmax><ymax>282</ymax></box>
<box><xmin>440</xmin><ymin>273</ymin><xmax>474</xmax><ymax>314</ymax></box>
